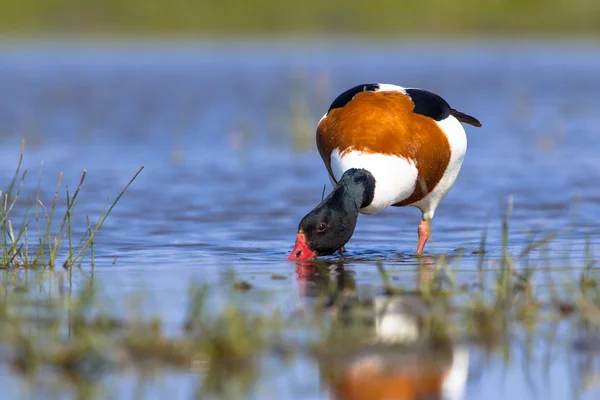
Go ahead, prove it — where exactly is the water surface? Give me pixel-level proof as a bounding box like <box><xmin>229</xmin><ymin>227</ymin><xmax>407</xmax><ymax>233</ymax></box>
<box><xmin>0</xmin><ymin>40</ymin><xmax>599</xmax><ymax>399</ymax></box>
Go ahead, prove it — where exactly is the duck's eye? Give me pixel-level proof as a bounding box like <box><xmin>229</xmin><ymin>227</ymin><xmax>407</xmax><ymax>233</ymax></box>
<box><xmin>317</xmin><ymin>222</ymin><xmax>328</xmax><ymax>233</ymax></box>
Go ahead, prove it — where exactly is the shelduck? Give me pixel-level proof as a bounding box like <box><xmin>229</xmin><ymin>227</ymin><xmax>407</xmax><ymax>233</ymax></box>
<box><xmin>288</xmin><ymin>83</ymin><xmax>481</xmax><ymax>260</ymax></box>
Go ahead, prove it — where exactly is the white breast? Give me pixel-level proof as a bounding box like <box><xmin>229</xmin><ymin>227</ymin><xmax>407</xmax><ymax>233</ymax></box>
<box><xmin>329</xmin><ymin>148</ymin><xmax>418</xmax><ymax>215</ymax></box>
<box><xmin>328</xmin><ymin>114</ymin><xmax>467</xmax><ymax>219</ymax></box>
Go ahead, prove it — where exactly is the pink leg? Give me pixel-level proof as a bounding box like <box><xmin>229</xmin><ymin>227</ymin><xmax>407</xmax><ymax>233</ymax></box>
<box><xmin>417</xmin><ymin>219</ymin><xmax>430</xmax><ymax>254</ymax></box>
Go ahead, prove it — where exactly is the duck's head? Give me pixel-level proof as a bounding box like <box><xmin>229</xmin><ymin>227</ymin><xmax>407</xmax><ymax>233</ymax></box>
<box><xmin>287</xmin><ymin>168</ymin><xmax>375</xmax><ymax>261</ymax></box>
<box><xmin>287</xmin><ymin>202</ymin><xmax>355</xmax><ymax>260</ymax></box>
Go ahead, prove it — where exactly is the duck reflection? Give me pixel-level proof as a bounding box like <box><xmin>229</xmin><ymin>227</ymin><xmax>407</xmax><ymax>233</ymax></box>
<box><xmin>294</xmin><ymin>261</ymin><xmax>469</xmax><ymax>400</ymax></box>
<box><xmin>295</xmin><ymin>260</ymin><xmax>354</xmax><ymax>299</ymax></box>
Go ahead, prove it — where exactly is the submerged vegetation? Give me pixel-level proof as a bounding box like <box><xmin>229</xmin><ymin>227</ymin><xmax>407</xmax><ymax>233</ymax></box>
<box><xmin>0</xmin><ymin>148</ymin><xmax>599</xmax><ymax>398</ymax></box>
<box><xmin>3</xmin><ymin>254</ymin><xmax>600</xmax><ymax>398</ymax></box>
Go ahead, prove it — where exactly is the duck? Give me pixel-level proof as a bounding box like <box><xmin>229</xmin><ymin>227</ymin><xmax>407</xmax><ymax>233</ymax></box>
<box><xmin>288</xmin><ymin>83</ymin><xmax>481</xmax><ymax>260</ymax></box>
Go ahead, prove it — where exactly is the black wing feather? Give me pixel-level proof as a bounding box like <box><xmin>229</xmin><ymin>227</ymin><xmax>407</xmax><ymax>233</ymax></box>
<box><xmin>406</xmin><ymin>88</ymin><xmax>482</xmax><ymax>127</ymax></box>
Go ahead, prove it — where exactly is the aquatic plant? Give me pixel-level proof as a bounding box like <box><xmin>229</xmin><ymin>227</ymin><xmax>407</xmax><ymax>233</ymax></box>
<box><xmin>0</xmin><ymin>141</ymin><xmax>143</xmax><ymax>269</ymax></box>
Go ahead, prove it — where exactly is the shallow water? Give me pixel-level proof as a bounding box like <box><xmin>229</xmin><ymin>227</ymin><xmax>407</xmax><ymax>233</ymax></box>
<box><xmin>1</xmin><ymin>40</ymin><xmax>600</xmax><ymax>399</ymax></box>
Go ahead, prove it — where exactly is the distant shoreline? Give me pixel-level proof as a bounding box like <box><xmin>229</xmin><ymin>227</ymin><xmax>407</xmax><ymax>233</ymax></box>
<box><xmin>2</xmin><ymin>0</ymin><xmax>600</xmax><ymax>38</ymax></box>
<box><xmin>1</xmin><ymin>35</ymin><xmax>600</xmax><ymax>46</ymax></box>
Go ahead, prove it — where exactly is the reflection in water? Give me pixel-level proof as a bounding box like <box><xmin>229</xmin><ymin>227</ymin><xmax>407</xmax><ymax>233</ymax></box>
<box><xmin>295</xmin><ymin>261</ymin><xmax>353</xmax><ymax>300</ymax></box>
<box><xmin>417</xmin><ymin>256</ymin><xmax>434</xmax><ymax>290</ymax></box>
<box><xmin>295</xmin><ymin>261</ymin><xmax>469</xmax><ymax>400</ymax></box>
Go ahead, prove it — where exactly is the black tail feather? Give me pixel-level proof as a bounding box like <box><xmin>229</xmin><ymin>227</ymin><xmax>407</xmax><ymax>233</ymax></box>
<box><xmin>451</xmin><ymin>109</ymin><xmax>482</xmax><ymax>127</ymax></box>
